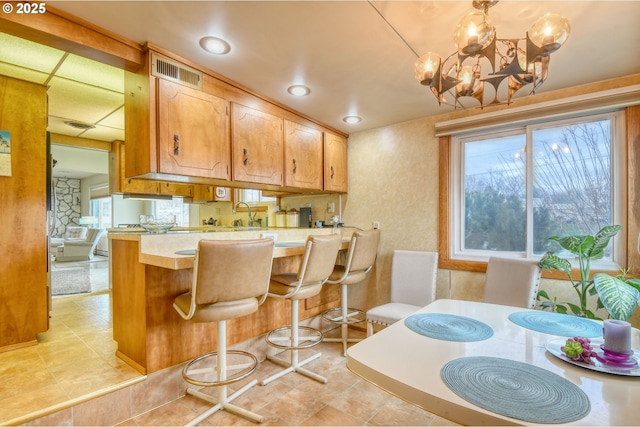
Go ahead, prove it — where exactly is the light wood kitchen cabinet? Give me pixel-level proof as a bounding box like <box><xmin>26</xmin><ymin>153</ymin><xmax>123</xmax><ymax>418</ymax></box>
<box><xmin>231</xmin><ymin>103</ymin><xmax>283</xmax><ymax>186</ymax></box>
<box><xmin>159</xmin><ymin>181</ymin><xmax>193</xmax><ymax>198</ymax></box>
<box><xmin>111</xmin><ymin>141</ymin><xmax>193</xmax><ymax>197</ymax></box>
<box><xmin>283</xmin><ymin>120</ymin><xmax>323</xmax><ymax>190</ymax></box>
<box><xmin>157</xmin><ymin>78</ymin><xmax>230</xmax><ymax>180</ymax></box>
<box><xmin>125</xmin><ymin>49</ymin><xmax>348</xmax><ymax>194</ymax></box>
<box><xmin>324</xmin><ymin>132</ymin><xmax>348</xmax><ymax>193</ymax></box>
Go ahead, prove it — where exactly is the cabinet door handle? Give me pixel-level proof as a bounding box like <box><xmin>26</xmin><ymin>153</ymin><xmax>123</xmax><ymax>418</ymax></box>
<box><xmin>330</xmin><ymin>165</ymin><xmax>335</xmax><ymax>179</ymax></box>
<box><xmin>173</xmin><ymin>134</ymin><xmax>180</xmax><ymax>155</ymax></box>
<box><xmin>292</xmin><ymin>158</ymin><xmax>297</xmax><ymax>174</ymax></box>
<box><xmin>243</xmin><ymin>148</ymin><xmax>248</xmax><ymax>166</ymax></box>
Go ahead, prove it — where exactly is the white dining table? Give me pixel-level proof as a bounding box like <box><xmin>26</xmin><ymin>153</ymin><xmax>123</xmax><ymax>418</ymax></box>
<box><xmin>346</xmin><ymin>299</ymin><xmax>640</xmax><ymax>426</ymax></box>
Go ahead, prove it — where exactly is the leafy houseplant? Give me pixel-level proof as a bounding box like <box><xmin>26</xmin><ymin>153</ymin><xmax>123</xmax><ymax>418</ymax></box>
<box><xmin>537</xmin><ymin>225</ymin><xmax>640</xmax><ymax>321</ymax></box>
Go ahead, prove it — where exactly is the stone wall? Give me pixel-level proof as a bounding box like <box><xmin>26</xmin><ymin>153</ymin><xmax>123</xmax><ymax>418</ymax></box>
<box><xmin>53</xmin><ymin>177</ymin><xmax>81</xmax><ymax>238</ymax></box>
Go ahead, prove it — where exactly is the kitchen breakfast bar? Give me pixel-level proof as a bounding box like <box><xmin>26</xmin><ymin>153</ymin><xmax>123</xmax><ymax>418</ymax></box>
<box><xmin>108</xmin><ymin>228</ymin><xmax>349</xmax><ymax>374</ymax></box>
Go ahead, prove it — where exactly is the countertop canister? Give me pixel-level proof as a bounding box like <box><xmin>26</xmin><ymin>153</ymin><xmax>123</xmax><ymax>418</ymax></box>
<box><xmin>286</xmin><ymin>210</ymin><xmax>299</xmax><ymax>228</ymax></box>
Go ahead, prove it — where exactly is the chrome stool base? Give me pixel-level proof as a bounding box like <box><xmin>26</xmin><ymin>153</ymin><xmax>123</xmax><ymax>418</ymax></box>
<box><xmin>321</xmin><ymin>307</ymin><xmax>366</xmax><ymax>324</ymax></box>
<box><xmin>182</xmin><ymin>350</ymin><xmax>258</xmax><ymax>387</ymax></box>
<box><xmin>265</xmin><ymin>325</ymin><xmax>323</xmax><ymax>350</ymax></box>
<box><xmin>261</xmin><ymin>300</ymin><xmax>327</xmax><ymax>386</ymax></box>
<box><xmin>261</xmin><ymin>351</ymin><xmax>326</xmax><ymax>385</ymax></box>
<box><xmin>322</xmin><ymin>307</ymin><xmax>366</xmax><ymax>357</ymax></box>
<box><xmin>182</xmin><ymin>323</ymin><xmax>264</xmax><ymax>425</ymax></box>
<box><xmin>186</xmin><ymin>379</ymin><xmax>263</xmax><ymax>425</ymax></box>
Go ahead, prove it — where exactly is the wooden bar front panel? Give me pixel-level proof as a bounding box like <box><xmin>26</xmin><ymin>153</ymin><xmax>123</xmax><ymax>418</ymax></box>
<box><xmin>111</xmin><ymin>239</ymin><xmax>340</xmax><ymax>373</ymax></box>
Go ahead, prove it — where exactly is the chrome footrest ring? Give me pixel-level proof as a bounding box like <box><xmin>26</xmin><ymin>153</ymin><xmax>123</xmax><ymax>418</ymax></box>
<box><xmin>265</xmin><ymin>325</ymin><xmax>324</xmax><ymax>350</ymax></box>
<box><xmin>321</xmin><ymin>307</ymin><xmax>366</xmax><ymax>324</ymax></box>
<box><xmin>182</xmin><ymin>350</ymin><xmax>258</xmax><ymax>387</ymax></box>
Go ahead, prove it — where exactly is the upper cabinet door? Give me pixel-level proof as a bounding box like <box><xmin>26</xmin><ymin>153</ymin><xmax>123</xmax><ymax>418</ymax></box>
<box><xmin>157</xmin><ymin>79</ymin><xmax>230</xmax><ymax>179</ymax></box>
<box><xmin>231</xmin><ymin>103</ymin><xmax>283</xmax><ymax>186</ymax></box>
<box><xmin>283</xmin><ymin>120</ymin><xmax>323</xmax><ymax>190</ymax></box>
<box><xmin>324</xmin><ymin>132</ymin><xmax>348</xmax><ymax>193</ymax></box>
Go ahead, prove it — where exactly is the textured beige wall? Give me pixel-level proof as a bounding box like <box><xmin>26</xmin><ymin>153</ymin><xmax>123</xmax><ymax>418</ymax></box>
<box><xmin>341</xmin><ymin>116</ymin><xmax>441</xmax><ymax>310</ymax></box>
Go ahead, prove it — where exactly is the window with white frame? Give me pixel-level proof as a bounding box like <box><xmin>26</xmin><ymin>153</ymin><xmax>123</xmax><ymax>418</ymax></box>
<box><xmin>90</xmin><ymin>197</ymin><xmax>112</xmax><ymax>229</ymax></box>
<box><xmin>450</xmin><ymin>111</ymin><xmax>626</xmax><ymax>268</ymax></box>
<box><xmin>154</xmin><ymin>199</ymin><xmax>190</xmax><ymax>226</ymax></box>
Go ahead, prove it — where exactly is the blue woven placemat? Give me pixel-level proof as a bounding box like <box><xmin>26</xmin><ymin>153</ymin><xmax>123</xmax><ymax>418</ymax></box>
<box><xmin>404</xmin><ymin>313</ymin><xmax>494</xmax><ymax>342</ymax></box>
<box><xmin>441</xmin><ymin>356</ymin><xmax>590</xmax><ymax>423</ymax></box>
<box><xmin>509</xmin><ymin>311</ymin><xmax>602</xmax><ymax>337</ymax></box>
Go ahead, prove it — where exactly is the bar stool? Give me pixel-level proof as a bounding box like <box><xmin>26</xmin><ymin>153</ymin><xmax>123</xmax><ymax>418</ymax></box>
<box><xmin>322</xmin><ymin>228</ymin><xmax>381</xmax><ymax>356</ymax></box>
<box><xmin>173</xmin><ymin>238</ymin><xmax>274</xmax><ymax>425</ymax></box>
<box><xmin>261</xmin><ymin>234</ymin><xmax>342</xmax><ymax>386</ymax></box>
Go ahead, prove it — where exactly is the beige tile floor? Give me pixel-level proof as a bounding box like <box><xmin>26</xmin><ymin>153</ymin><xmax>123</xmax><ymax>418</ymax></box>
<box><xmin>0</xmin><ymin>261</ymin><xmax>142</xmax><ymax>425</ymax></box>
<box><xmin>2</xmin><ymin>262</ymin><xmax>459</xmax><ymax>426</ymax></box>
<box><xmin>115</xmin><ymin>341</ymin><xmax>459</xmax><ymax>426</ymax></box>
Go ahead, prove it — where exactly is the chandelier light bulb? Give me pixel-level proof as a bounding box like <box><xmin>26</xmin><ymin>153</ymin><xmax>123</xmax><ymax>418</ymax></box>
<box><xmin>453</xmin><ymin>10</ymin><xmax>495</xmax><ymax>55</ymax></box>
<box><xmin>414</xmin><ymin>52</ymin><xmax>442</xmax><ymax>85</ymax></box>
<box><xmin>456</xmin><ymin>65</ymin><xmax>481</xmax><ymax>96</ymax></box>
<box><xmin>528</xmin><ymin>13</ymin><xmax>571</xmax><ymax>53</ymax></box>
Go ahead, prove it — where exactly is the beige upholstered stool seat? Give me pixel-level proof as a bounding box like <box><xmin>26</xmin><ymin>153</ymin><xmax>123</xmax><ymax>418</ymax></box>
<box><xmin>268</xmin><ymin>274</ymin><xmax>323</xmax><ymax>301</ymax></box>
<box><xmin>261</xmin><ymin>234</ymin><xmax>342</xmax><ymax>386</ymax></box>
<box><xmin>174</xmin><ymin>294</ymin><xmax>258</xmax><ymax>323</ymax></box>
<box><xmin>173</xmin><ymin>238</ymin><xmax>274</xmax><ymax>425</ymax></box>
<box><xmin>329</xmin><ymin>266</ymin><xmax>367</xmax><ymax>284</ymax></box>
<box><xmin>322</xmin><ymin>228</ymin><xmax>381</xmax><ymax>356</ymax></box>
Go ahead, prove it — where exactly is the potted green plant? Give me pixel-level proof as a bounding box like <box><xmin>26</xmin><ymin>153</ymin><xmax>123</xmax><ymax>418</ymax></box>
<box><xmin>537</xmin><ymin>224</ymin><xmax>640</xmax><ymax>321</ymax></box>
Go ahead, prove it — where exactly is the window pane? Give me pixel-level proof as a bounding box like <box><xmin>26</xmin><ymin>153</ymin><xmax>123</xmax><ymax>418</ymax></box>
<box><xmin>155</xmin><ymin>199</ymin><xmax>189</xmax><ymax>226</ymax></box>
<box><xmin>99</xmin><ymin>198</ymin><xmax>112</xmax><ymax>228</ymax></box>
<box><xmin>532</xmin><ymin>119</ymin><xmax>612</xmax><ymax>256</ymax></box>
<box><xmin>463</xmin><ymin>134</ymin><xmax>526</xmax><ymax>251</ymax></box>
<box><xmin>90</xmin><ymin>197</ymin><xmax>112</xmax><ymax>229</ymax></box>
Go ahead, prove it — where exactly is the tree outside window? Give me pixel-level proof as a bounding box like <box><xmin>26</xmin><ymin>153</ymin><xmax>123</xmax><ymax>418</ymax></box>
<box><xmin>456</xmin><ymin>113</ymin><xmax>620</xmax><ymax>263</ymax></box>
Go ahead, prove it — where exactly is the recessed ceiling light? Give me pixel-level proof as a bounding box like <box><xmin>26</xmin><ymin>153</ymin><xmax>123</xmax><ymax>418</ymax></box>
<box><xmin>342</xmin><ymin>116</ymin><xmax>362</xmax><ymax>124</ymax></box>
<box><xmin>287</xmin><ymin>85</ymin><xmax>310</xmax><ymax>96</ymax></box>
<box><xmin>64</xmin><ymin>121</ymin><xmax>95</xmax><ymax>130</ymax></box>
<box><xmin>199</xmin><ymin>36</ymin><xmax>231</xmax><ymax>55</ymax></box>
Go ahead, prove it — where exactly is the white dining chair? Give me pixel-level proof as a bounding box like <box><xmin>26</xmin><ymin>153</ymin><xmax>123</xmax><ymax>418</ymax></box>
<box><xmin>366</xmin><ymin>250</ymin><xmax>438</xmax><ymax>336</ymax></box>
<box><xmin>483</xmin><ymin>256</ymin><xmax>542</xmax><ymax>308</ymax></box>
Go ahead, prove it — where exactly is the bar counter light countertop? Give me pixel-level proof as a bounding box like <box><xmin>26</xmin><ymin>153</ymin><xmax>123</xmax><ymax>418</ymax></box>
<box><xmin>107</xmin><ymin>227</ymin><xmax>351</xmax><ymax>270</ymax></box>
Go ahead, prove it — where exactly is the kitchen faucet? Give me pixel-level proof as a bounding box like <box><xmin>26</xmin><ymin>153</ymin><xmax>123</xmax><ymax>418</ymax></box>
<box><xmin>233</xmin><ymin>201</ymin><xmax>257</xmax><ymax>226</ymax></box>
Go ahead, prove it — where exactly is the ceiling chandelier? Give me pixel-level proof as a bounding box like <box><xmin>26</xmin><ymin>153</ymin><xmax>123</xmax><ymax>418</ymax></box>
<box><xmin>414</xmin><ymin>0</ymin><xmax>570</xmax><ymax>109</ymax></box>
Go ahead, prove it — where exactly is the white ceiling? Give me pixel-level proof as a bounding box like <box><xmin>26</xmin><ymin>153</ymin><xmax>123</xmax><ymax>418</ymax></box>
<box><xmin>2</xmin><ymin>1</ymin><xmax>640</xmax><ymax>176</ymax></box>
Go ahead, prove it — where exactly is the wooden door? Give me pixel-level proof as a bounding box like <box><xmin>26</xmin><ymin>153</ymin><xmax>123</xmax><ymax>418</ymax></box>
<box><xmin>231</xmin><ymin>103</ymin><xmax>283</xmax><ymax>186</ymax></box>
<box><xmin>324</xmin><ymin>132</ymin><xmax>348</xmax><ymax>193</ymax></box>
<box><xmin>283</xmin><ymin>120</ymin><xmax>323</xmax><ymax>190</ymax></box>
<box><xmin>157</xmin><ymin>79</ymin><xmax>230</xmax><ymax>180</ymax></box>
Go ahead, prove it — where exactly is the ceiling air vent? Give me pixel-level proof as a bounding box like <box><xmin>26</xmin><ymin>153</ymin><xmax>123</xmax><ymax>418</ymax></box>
<box><xmin>151</xmin><ymin>53</ymin><xmax>202</xmax><ymax>90</ymax></box>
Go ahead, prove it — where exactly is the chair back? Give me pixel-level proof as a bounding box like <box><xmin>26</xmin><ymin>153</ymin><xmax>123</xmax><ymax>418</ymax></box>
<box><xmin>193</xmin><ymin>238</ymin><xmax>274</xmax><ymax>305</ymax></box>
<box><xmin>298</xmin><ymin>234</ymin><xmax>343</xmax><ymax>285</ymax></box>
<box><xmin>483</xmin><ymin>257</ymin><xmax>541</xmax><ymax>308</ymax></box>
<box><xmin>346</xmin><ymin>229</ymin><xmax>381</xmax><ymax>273</ymax></box>
<box><xmin>390</xmin><ymin>250</ymin><xmax>438</xmax><ymax>306</ymax></box>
